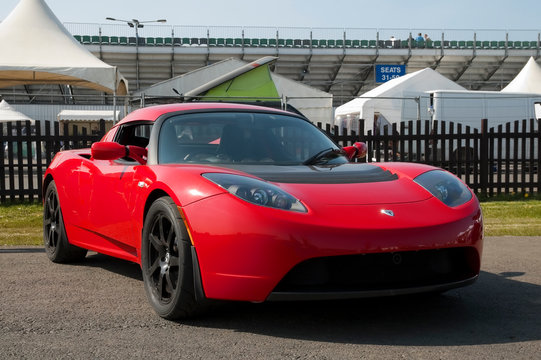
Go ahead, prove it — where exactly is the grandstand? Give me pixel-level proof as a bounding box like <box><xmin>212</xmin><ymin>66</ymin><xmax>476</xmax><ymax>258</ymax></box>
<box><xmin>1</xmin><ymin>24</ymin><xmax>541</xmax><ymax>107</ymax></box>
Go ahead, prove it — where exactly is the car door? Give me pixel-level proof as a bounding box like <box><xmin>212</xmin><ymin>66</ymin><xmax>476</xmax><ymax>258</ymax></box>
<box><xmin>77</xmin><ymin>122</ymin><xmax>152</xmax><ymax>252</ymax></box>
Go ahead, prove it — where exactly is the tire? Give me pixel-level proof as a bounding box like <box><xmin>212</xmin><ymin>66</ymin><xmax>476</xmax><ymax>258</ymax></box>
<box><xmin>43</xmin><ymin>181</ymin><xmax>87</xmax><ymax>263</ymax></box>
<box><xmin>141</xmin><ymin>196</ymin><xmax>203</xmax><ymax>319</ymax></box>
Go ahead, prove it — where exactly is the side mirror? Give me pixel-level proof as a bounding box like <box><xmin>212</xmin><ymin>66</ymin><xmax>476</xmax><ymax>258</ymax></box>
<box><xmin>342</xmin><ymin>142</ymin><xmax>367</xmax><ymax>161</ymax></box>
<box><xmin>91</xmin><ymin>142</ymin><xmax>125</xmax><ymax>160</ymax></box>
<box><xmin>91</xmin><ymin>142</ymin><xmax>147</xmax><ymax>165</ymax></box>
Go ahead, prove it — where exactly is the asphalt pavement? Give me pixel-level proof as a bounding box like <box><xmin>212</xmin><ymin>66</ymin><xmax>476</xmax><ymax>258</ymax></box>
<box><xmin>0</xmin><ymin>236</ymin><xmax>540</xmax><ymax>359</ymax></box>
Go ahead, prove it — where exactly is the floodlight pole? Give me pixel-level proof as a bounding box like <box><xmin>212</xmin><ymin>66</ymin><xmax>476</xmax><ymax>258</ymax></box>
<box><xmin>106</xmin><ymin>17</ymin><xmax>166</xmax><ymax>91</ymax></box>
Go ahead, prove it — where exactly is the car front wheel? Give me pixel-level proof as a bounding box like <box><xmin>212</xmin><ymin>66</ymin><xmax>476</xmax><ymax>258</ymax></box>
<box><xmin>141</xmin><ymin>196</ymin><xmax>203</xmax><ymax>319</ymax></box>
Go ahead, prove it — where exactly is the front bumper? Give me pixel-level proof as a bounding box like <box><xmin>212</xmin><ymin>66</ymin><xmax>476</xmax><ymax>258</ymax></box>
<box><xmin>184</xmin><ymin>193</ymin><xmax>483</xmax><ymax>302</ymax></box>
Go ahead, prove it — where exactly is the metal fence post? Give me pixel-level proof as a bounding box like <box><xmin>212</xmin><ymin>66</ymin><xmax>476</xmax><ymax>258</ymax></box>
<box><xmin>99</xmin><ymin>119</ymin><xmax>106</xmax><ymax>136</ymax></box>
<box><xmin>480</xmin><ymin>118</ymin><xmax>489</xmax><ymax>196</ymax></box>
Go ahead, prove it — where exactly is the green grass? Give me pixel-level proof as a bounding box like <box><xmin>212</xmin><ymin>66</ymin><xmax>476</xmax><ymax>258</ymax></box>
<box><xmin>0</xmin><ymin>203</ymin><xmax>43</xmax><ymax>246</ymax></box>
<box><xmin>481</xmin><ymin>200</ymin><xmax>541</xmax><ymax>236</ymax></box>
<box><xmin>1</xmin><ymin>199</ymin><xmax>541</xmax><ymax>246</ymax></box>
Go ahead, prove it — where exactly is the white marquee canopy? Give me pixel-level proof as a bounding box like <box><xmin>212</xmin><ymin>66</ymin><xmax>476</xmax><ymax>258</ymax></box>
<box><xmin>502</xmin><ymin>57</ymin><xmax>541</xmax><ymax>94</ymax></box>
<box><xmin>0</xmin><ymin>99</ymin><xmax>34</xmax><ymax>123</ymax></box>
<box><xmin>0</xmin><ymin>0</ymin><xmax>127</xmax><ymax>95</ymax></box>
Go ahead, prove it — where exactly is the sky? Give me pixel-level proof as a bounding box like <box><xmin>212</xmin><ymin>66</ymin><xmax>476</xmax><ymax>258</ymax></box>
<box><xmin>1</xmin><ymin>0</ymin><xmax>540</xmax><ymax>30</ymax></box>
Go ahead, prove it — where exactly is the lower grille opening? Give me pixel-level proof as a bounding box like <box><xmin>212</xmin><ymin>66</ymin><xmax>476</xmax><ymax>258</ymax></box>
<box><xmin>274</xmin><ymin>247</ymin><xmax>479</xmax><ymax>293</ymax></box>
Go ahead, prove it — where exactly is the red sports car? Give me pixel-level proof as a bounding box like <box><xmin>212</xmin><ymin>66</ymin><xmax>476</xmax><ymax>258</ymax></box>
<box><xmin>43</xmin><ymin>102</ymin><xmax>483</xmax><ymax>319</ymax></box>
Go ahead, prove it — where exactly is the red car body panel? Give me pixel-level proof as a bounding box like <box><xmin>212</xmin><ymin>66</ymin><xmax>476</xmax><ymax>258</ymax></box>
<box><xmin>44</xmin><ymin>103</ymin><xmax>483</xmax><ymax>303</ymax></box>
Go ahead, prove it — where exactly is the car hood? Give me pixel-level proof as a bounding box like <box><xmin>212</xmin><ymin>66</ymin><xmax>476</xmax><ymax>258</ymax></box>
<box><xmin>214</xmin><ymin>163</ymin><xmax>434</xmax><ymax>205</ymax></box>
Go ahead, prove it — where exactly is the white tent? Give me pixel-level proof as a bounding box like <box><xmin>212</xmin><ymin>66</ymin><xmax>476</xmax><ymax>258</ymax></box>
<box><xmin>502</xmin><ymin>57</ymin><xmax>541</xmax><ymax>119</ymax></box>
<box><xmin>0</xmin><ymin>0</ymin><xmax>127</xmax><ymax>95</ymax></box>
<box><xmin>502</xmin><ymin>57</ymin><xmax>541</xmax><ymax>94</ymax></box>
<box><xmin>57</xmin><ymin>110</ymin><xmax>120</xmax><ymax>122</ymax></box>
<box><xmin>137</xmin><ymin>58</ymin><xmax>334</xmax><ymax>126</ymax></box>
<box><xmin>335</xmin><ymin>68</ymin><xmax>465</xmax><ymax>133</ymax></box>
<box><xmin>0</xmin><ymin>99</ymin><xmax>34</xmax><ymax>123</ymax></box>
<box><xmin>271</xmin><ymin>74</ymin><xmax>333</xmax><ymax>126</ymax></box>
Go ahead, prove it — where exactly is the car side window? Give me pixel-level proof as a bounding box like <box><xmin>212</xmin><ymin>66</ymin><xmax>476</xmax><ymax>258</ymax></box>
<box><xmin>116</xmin><ymin>123</ymin><xmax>153</xmax><ymax>148</ymax></box>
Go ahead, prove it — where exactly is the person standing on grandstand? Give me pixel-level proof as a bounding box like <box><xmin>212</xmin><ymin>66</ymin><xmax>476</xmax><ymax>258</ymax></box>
<box><xmin>415</xmin><ymin>33</ymin><xmax>424</xmax><ymax>41</ymax></box>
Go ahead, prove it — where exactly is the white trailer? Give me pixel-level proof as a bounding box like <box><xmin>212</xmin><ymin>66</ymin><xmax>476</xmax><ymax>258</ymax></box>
<box><xmin>426</xmin><ymin>90</ymin><xmax>541</xmax><ymax>161</ymax></box>
<box><xmin>428</xmin><ymin>90</ymin><xmax>541</xmax><ymax>130</ymax></box>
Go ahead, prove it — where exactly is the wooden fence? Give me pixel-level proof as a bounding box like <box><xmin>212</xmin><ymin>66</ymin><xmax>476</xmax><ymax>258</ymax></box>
<box><xmin>0</xmin><ymin>118</ymin><xmax>539</xmax><ymax>203</ymax></box>
<box><xmin>1</xmin><ymin>120</ymin><xmax>105</xmax><ymax>203</ymax></box>
<box><xmin>320</xmin><ymin>118</ymin><xmax>540</xmax><ymax>196</ymax></box>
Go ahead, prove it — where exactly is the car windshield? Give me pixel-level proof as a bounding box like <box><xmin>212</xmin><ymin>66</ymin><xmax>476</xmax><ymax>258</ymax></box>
<box><xmin>158</xmin><ymin>111</ymin><xmax>345</xmax><ymax>165</ymax></box>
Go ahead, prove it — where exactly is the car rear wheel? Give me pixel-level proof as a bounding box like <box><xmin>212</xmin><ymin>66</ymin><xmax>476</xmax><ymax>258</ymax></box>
<box><xmin>141</xmin><ymin>197</ymin><xmax>202</xmax><ymax>319</ymax></box>
<box><xmin>43</xmin><ymin>181</ymin><xmax>87</xmax><ymax>263</ymax></box>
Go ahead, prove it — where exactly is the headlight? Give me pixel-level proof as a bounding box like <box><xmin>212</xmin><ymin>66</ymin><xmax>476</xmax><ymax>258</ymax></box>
<box><xmin>414</xmin><ymin>170</ymin><xmax>472</xmax><ymax>207</ymax></box>
<box><xmin>202</xmin><ymin>173</ymin><xmax>307</xmax><ymax>212</ymax></box>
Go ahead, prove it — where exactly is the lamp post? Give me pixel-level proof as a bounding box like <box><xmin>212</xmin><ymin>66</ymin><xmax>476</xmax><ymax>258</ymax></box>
<box><xmin>105</xmin><ymin>17</ymin><xmax>166</xmax><ymax>90</ymax></box>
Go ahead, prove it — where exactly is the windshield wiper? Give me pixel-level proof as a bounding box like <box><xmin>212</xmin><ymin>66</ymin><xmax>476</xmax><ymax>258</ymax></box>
<box><xmin>303</xmin><ymin>148</ymin><xmax>343</xmax><ymax>165</ymax></box>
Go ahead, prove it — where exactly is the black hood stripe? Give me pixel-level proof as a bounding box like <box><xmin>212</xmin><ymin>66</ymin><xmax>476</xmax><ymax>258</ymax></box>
<box><xmin>220</xmin><ymin>164</ymin><xmax>398</xmax><ymax>184</ymax></box>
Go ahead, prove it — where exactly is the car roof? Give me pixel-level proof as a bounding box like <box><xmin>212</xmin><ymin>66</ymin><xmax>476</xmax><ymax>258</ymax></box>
<box><xmin>115</xmin><ymin>102</ymin><xmax>295</xmax><ymax>127</ymax></box>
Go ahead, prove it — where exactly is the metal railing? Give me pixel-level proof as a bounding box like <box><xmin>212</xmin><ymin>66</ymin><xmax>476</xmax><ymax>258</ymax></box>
<box><xmin>63</xmin><ymin>23</ymin><xmax>541</xmax><ymax>48</ymax></box>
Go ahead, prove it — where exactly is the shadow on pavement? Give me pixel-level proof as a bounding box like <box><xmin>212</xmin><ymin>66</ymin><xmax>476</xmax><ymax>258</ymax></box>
<box><xmin>73</xmin><ymin>252</ymin><xmax>143</xmax><ymax>281</ymax></box>
<box><xmin>50</xmin><ymin>251</ymin><xmax>541</xmax><ymax>347</ymax></box>
<box><xmin>188</xmin><ymin>270</ymin><xmax>541</xmax><ymax>347</ymax></box>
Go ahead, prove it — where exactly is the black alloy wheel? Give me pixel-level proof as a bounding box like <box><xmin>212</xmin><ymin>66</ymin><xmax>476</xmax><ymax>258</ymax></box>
<box><xmin>43</xmin><ymin>181</ymin><xmax>87</xmax><ymax>263</ymax></box>
<box><xmin>141</xmin><ymin>197</ymin><xmax>202</xmax><ymax>319</ymax></box>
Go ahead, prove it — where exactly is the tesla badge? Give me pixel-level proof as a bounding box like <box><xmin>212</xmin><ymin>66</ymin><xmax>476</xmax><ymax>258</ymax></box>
<box><xmin>381</xmin><ymin>209</ymin><xmax>394</xmax><ymax>217</ymax></box>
